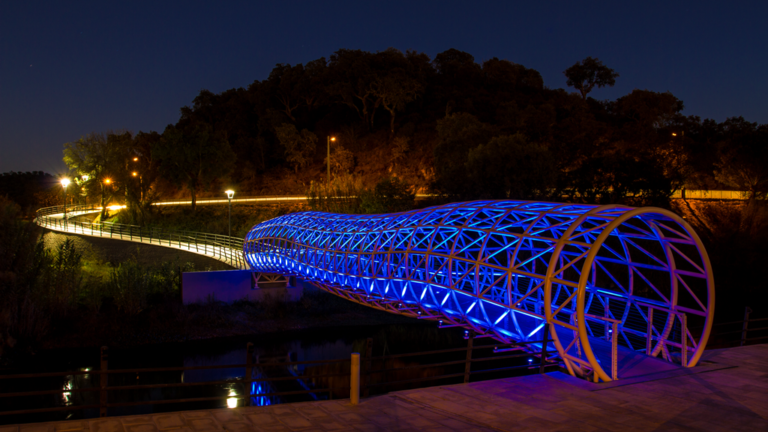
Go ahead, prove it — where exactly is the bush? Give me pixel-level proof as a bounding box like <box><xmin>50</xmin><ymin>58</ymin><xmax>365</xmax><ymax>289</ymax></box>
<box><xmin>360</xmin><ymin>177</ymin><xmax>415</xmax><ymax>214</ymax></box>
<box><xmin>307</xmin><ymin>174</ymin><xmax>363</xmax><ymax>214</ymax></box>
<box><xmin>108</xmin><ymin>258</ymin><xmax>193</xmax><ymax>315</ymax></box>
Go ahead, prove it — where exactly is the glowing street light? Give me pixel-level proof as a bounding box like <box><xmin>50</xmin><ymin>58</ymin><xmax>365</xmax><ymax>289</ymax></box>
<box><xmin>104</xmin><ymin>178</ymin><xmax>112</xmax><ymax>185</ymax></box>
<box><xmin>133</xmin><ymin>157</ymin><xmax>139</xmax><ymax>162</ymax></box>
<box><xmin>327</xmin><ymin>136</ymin><xmax>336</xmax><ymax>184</ymax></box>
<box><xmin>132</xmin><ymin>171</ymin><xmax>138</xmax><ymax>177</ymax></box>
<box><xmin>61</xmin><ymin>178</ymin><xmax>70</xmax><ymax>219</ymax></box>
<box><xmin>225</xmin><ymin>190</ymin><xmax>235</xmax><ymax>238</ymax></box>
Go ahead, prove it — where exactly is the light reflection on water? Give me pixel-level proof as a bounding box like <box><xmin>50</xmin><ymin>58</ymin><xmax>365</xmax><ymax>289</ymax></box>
<box><xmin>226</xmin><ymin>387</ymin><xmax>238</xmax><ymax>409</ymax></box>
<box><xmin>61</xmin><ymin>378</ymin><xmax>73</xmax><ymax>406</ymax></box>
<box><xmin>3</xmin><ymin>323</ymin><xmax>488</xmax><ymax>424</ymax></box>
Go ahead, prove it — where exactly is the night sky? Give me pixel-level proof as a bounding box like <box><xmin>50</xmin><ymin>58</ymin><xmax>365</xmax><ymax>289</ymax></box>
<box><xmin>1</xmin><ymin>0</ymin><xmax>766</xmax><ymax>174</ymax></box>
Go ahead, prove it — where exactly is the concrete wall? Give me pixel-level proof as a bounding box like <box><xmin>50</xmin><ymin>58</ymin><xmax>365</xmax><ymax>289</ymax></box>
<box><xmin>181</xmin><ymin>270</ymin><xmax>302</xmax><ymax>304</ymax></box>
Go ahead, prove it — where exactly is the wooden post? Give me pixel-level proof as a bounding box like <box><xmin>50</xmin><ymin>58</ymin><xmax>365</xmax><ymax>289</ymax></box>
<box><xmin>363</xmin><ymin>338</ymin><xmax>373</xmax><ymax>397</ymax></box>
<box><xmin>539</xmin><ymin>324</ymin><xmax>549</xmax><ymax>374</ymax></box>
<box><xmin>741</xmin><ymin>307</ymin><xmax>752</xmax><ymax>346</ymax></box>
<box><xmin>350</xmin><ymin>353</ymin><xmax>360</xmax><ymax>405</ymax></box>
<box><xmin>99</xmin><ymin>346</ymin><xmax>108</xmax><ymax>417</ymax></box>
<box><xmin>245</xmin><ymin>342</ymin><xmax>254</xmax><ymax>407</ymax></box>
<box><xmin>605</xmin><ymin>298</ymin><xmax>610</xmax><ymax>341</ymax></box>
<box><xmin>611</xmin><ymin>322</ymin><xmax>618</xmax><ymax>380</ymax></box>
<box><xmin>681</xmin><ymin>313</ymin><xmax>688</xmax><ymax>367</ymax></box>
<box><xmin>464</xmin><ymin>330</ymin><xmax>474</xmax><ymax>384</ymax></box>
<box><xmin>646</xmin><ymin>307</ymin><xmax>654</xmax><ymax>355</ymax></box>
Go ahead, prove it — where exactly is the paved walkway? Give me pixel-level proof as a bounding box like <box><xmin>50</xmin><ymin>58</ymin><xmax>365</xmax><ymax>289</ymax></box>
<box><xmin>4</xmin><ymin>344</ymin><xmax>767</xmax><ymax>431</ymax></box>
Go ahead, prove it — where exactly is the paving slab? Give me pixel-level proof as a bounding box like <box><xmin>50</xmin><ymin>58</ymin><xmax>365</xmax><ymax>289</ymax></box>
<box><xmin>5</xmin><ymin>344</ymin><xmax>768</xmax><ymax>431</ymax></box>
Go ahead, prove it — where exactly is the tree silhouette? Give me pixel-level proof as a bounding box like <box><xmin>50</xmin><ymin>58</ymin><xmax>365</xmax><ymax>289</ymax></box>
<box><xmin>274</xmin><ymin>123</ymin><xmax>317</xmax><ymax>173</ymax></box>
<box><xmin>564</xmin><ymin>57</ymin><xmax>619</xmax><ymax>100</ymax></box>
<box><xmin>155</xmin><ymin>122</ymin><xmax>235</xmax><ymax>212</ymax></box>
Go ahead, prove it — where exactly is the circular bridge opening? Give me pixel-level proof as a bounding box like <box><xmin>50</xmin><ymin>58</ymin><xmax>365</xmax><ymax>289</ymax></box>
<box><xmin>548</xmin><ymin>207</ymin><xmax>714</xmax><ymax>380</ymax></box>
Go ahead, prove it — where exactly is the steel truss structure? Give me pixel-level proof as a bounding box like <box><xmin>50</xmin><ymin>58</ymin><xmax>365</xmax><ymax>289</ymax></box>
<box><xmin>244</xmin><ymin>200</ymin><xmax>714</xmax><ymax>382</ymax></box>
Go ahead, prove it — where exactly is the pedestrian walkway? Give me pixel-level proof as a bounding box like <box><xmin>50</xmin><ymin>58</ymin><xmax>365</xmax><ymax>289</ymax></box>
<box><xmin>3</xmin><ymin>344</ymin><xmax>766</xmax><ymax>431</ymax></box>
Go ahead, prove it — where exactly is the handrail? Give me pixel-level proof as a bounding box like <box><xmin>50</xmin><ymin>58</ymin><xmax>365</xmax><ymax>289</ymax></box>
<box><xmin>34</xmin><ymin>204</ymin><xmax>247</xmax><ymax>269</ymax></box>
<box><xmin>0</xmin><ymin>339</ymin><xmax>561</xmax><ymax>419</ymax></box>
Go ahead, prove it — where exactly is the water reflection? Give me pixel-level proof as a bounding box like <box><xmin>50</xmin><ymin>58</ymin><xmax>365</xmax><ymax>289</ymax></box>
<box><xmin>226</xmin><ymin>388</ymin><xmax>238</xmax><ymax>409</ymax></box>
<box><xmin>3</xmin><ymin>323</ymin><xmax>514</xmax><ymax>424</ymax></box>
<box><xmin>251</xmin><ymin>379</ymin><xmax>273</xmax><ymax>407</ymax></box>
<box><xmin>61</xmin><ymin>377</ymin><xmax>73</xmax><ymax>406</ymax></box>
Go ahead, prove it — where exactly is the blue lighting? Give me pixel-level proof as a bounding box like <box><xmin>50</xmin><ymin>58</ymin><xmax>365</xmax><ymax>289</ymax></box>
<box><xmin>250</xmin><ymin>381</ymin><xmax>273</xmax><ymax>407</ymax></box>
<box><xmin>243</xmin><ymin>199</ymin><xmax>712</xmax><ymax>371</ymax></box>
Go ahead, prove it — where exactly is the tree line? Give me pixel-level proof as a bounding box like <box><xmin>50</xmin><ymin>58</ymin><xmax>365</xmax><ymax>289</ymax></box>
<box><xmin>54</xmin><ymin>48</ymin><xmax>767</xmax><ymax>220</ymax></box>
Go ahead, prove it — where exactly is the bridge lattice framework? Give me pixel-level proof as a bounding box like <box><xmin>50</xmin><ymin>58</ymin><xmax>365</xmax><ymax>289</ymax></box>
<box><xmin>244</xmin><ymin>200</ymin><xmax>714</xmax><ymax>382</ymax></box>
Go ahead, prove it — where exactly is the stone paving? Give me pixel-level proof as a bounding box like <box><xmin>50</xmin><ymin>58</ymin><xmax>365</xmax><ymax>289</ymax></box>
<box><xmin>3</xmin><ymin>344</ymin><xmax>767</xmax><ymax>431</ymax></box>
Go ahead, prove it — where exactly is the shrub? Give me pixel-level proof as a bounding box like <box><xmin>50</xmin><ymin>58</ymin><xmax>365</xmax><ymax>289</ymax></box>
<box><xmin>360</xmin><ymin>177</ymin><xmax>415</xmax><ymax>214</ymax></box>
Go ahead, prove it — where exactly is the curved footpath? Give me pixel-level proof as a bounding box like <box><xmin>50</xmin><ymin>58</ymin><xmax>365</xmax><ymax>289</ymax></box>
<box><xmin>34</xmin><ymin>196</ymin><xmax>316</xmax><ymax>269</ymax></box>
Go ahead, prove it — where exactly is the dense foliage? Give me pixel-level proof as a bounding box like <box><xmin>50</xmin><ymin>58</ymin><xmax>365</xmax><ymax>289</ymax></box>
<box><xmin>46</xmin><ymin>48</ymin><xmax>766</xmax><ymax>217</ymax></box>
<box><xmin>0</xmin><ymin>171</ymin><xmax>59</xmax><ymax>215</ymax></box>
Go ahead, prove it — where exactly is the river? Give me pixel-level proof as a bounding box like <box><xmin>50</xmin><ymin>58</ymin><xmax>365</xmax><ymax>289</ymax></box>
<box><xmin>0</xmin><ymin>322</ymin><xmax>543</xmax><ymax>425</ymax></box>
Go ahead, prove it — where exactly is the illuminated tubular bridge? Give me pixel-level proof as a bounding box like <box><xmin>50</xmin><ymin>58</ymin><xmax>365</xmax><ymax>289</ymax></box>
<box><xmin>244</xmin><ymin>200</ymin><xmax>714</xmax><ymax>382</ymax></box>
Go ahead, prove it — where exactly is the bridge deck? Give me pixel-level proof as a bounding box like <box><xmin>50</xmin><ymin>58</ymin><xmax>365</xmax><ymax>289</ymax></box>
<box><xmin>552</xmin><ymin>326</ymin><xmax>682</xmax><ymax>381</ymax></box>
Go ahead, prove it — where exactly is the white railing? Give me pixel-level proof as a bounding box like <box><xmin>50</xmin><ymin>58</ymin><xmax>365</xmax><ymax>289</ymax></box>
<box><xmin>35</xmin><ymin>204</ymin><xmax>247</xmax><ymax>269</ymax></box>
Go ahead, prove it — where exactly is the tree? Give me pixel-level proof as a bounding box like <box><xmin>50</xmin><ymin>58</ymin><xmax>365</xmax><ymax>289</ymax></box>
<box><xmin>63</xmin><ymin>132</ymin><xmax>132</xmax><ymax>220</ymax></box>
<box><xmin>714</xmin><ymin>119</ymin><xmax>768</xmax><ymax>203</ymax></box>
<box><xmin>371</xmin><ymin>68</ymin><xmax>422</xmax><ymax>134</ymax></box>
<box><xmin>432</xmin><ymin>113</ymin><xmax>495</xmax><ymax>196</ymax></box>
<box><xmin>0</xmin><ymin>171</ymin><xmax>58</xmax><ymax>213</ymax></box>
<box><xmin>360</xmin><ymin>177</ymin><xmax>415</xmax><ymax>214</ymax></box>
<box><xmin>274</xmin><ymin>123</ymin><xmax>317</xmax><ymax>173</ymax></box>
<box><xmin>126</xmin><ymin>131</ymin><xmax>162</xmax><ymax>223</ymax></box>
<box><xmin>466</xmin><ymin>134</ymin><xmax>556</xmax><ymax>199</ymax></box>
<box><xmin>614</xmin><ymin>90</ymin><xmax>684</xmax><ymax>130</ymax></box>
<box><xmin>326</xmin><ymin>144</ymin><xmax>354</xmax><ymax>178</ymax></box>
<box><xmin>301</xmin><ymin>58</ymin><xmax>329</xmax><ymax>111</ymax></box>
<box><xmin>155</xmin><ymin>122</ymin><xmax>235</xmax><ymax>212</ymax></box>
<box><xmin>482</xmin><ymin>58</ymin><xmax>544</xmax><ymax>91</ymax></box>
<box><xmin>566</xmin><ymin>152</ymin><xmax>674</xmax><ymax>206</ymax></box>
<box><xmin>564</xmin><ymin>57</ymin><xmax>619</xmax><ymax>100</ymax></box>
<box><xmin>327</xmin><ymin>49</ymin><xmax>379</xmax><ymax>129</ymax></box>
<box><xmin>267</xmin><ymin>63</ymin><xmax>305</xmax><ymax>121</ymax></box>
<box><xmin>433</xmin><ymin>49</ymin><xmax>483</xmax><ymax>116</ymax></box>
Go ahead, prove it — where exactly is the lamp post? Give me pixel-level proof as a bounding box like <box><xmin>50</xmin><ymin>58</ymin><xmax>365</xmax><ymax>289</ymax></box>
<box><xmin>327</xmin><ymin>136</ymin><xmax>336</xmax><ymax>185</ymax></box>
<box><xmin>101</xmin><ymin>178</ymin><xmax>112</xmax><ymax>220</ymax></box>
<box><xmin>225</xmin><ymin>190</ymin><xmax>235</xmax><ymax>238</ymax></box>
<box><xmin>132</xmin><ymin>171</ymin><xmax>142</xmax><ymax>202</ymax></box>
<box><xmin>61</xmin><ymin>178</ymin><xmax>70</xmax><ymax>220</ymax></box>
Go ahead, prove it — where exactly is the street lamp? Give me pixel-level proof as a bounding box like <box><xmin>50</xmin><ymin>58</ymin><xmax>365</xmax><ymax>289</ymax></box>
<box><xmin>61</xmin><ymin>178</ymin><xmax>70</xmax><ymax>219</ymax></box>
<box><xmin>327</xmin><ymin>136</ymin><xmax>336</xmax><ymax>184</ymax></box>
<box><xmin>225</xmin><ymin>190</ymin><xmax>235</xmax><ymax>237</ymax></box>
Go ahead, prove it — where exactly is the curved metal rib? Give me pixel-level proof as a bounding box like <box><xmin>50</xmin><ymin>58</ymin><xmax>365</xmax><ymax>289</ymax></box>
<box><xmin>244</xmin><ymin>200</ymin><xmax>714</xmax><ymax>381</ymax></box>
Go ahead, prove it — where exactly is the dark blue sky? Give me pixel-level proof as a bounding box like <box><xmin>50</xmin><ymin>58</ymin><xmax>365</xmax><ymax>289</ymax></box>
<box><xmin>1</xmin><ymin>0</ymin><xmax>766</xmax><ymax>174</ymax></box>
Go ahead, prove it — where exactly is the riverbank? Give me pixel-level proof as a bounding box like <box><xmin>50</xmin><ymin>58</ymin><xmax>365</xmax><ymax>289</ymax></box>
<box><xmin>0</xmin><ymin>228</ymin><xmax>419</xmax><ymax>365</ymax></box>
